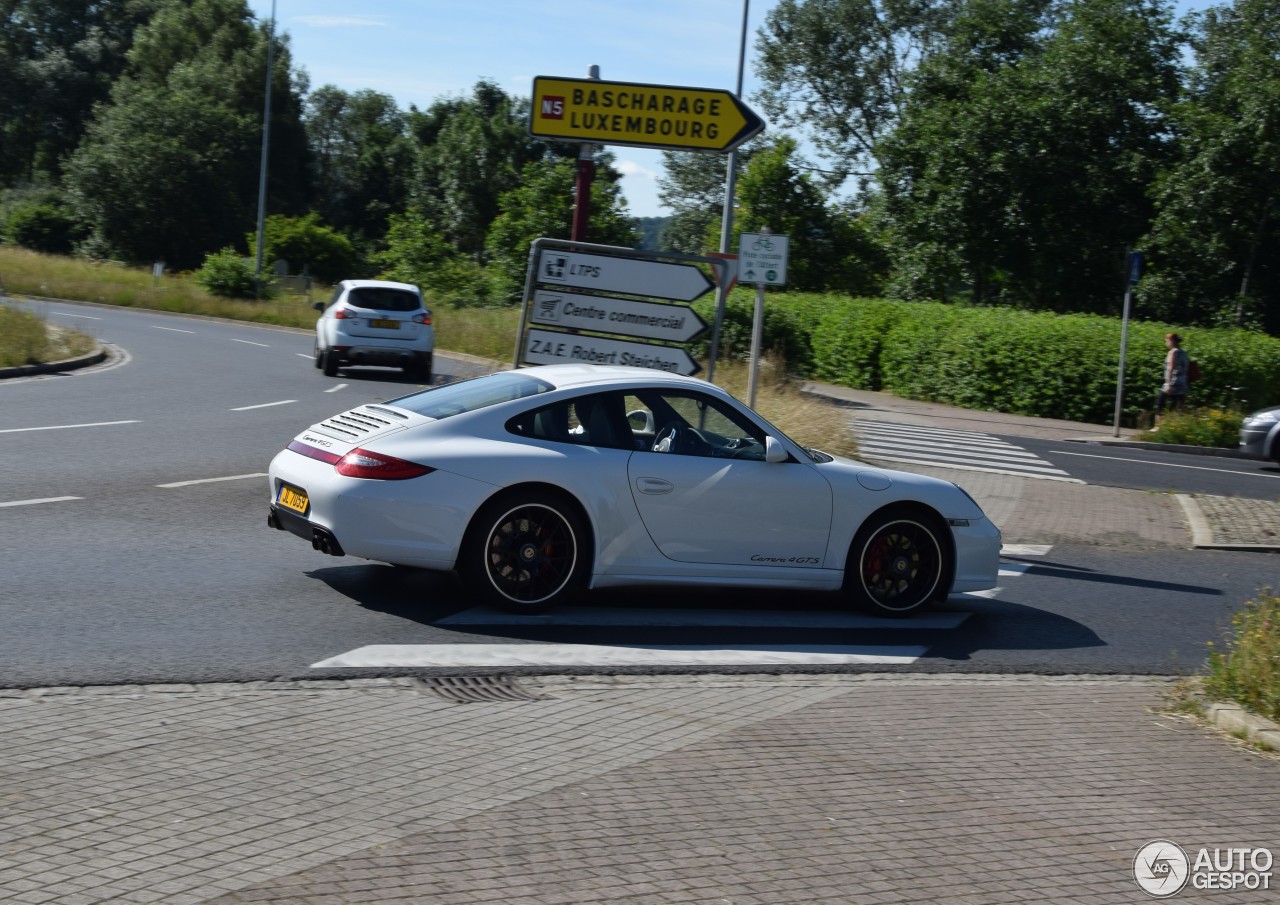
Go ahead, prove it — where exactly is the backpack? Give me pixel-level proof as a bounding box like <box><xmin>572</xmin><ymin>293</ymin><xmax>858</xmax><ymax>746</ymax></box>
<box><xmin>1187</xmin><ymin>359</ymin><xmax>1202</xmax><ymax>383</ymax></box>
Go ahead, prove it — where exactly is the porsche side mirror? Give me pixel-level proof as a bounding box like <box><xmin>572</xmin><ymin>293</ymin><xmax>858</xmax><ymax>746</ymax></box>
<box><xmin>765</xmin><ymin>436</ymin><xmax>788</xmax><ymax>463</ymax></box>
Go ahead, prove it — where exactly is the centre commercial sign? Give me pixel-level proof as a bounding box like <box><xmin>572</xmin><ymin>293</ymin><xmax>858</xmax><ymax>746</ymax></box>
<box><xmin>530</xmin><ymin>76</ymin><xmax>764</xmax><ymax>153</ymax></box>
<box><xmin>517</xmin><ymin>241</ymin><xmax>723</xmax><ymax>377</ymax></box>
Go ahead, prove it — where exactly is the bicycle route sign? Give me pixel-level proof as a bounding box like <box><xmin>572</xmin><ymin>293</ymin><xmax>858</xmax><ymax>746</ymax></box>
<box><xmin>738</xmin><ymin>233</ymin><xmax>789</xmax><ymax>286</ymax></box>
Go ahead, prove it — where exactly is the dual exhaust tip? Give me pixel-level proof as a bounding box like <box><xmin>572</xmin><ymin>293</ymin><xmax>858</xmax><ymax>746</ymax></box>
<box><xmin>266</xmin><ymin>509</ymin><xmax>345</xmax><ymax>557</ymax></box>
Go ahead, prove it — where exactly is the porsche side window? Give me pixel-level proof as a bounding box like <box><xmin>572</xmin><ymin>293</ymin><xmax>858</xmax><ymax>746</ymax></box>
<box><xmin>643</xmin><ymin>391</ymin><xmax>767</xmax><ymax>460</ymax></box>
<box><xmin>508</xmin><ymin>393</ymin><xmax>630</xmax><ymax>450</ymax></box>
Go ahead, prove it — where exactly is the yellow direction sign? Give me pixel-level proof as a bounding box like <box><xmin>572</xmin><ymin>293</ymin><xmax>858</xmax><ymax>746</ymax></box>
<box><xmin>530</xmin><ymin>76</ymin><xmax>764</xmax><ymax>153</ymax></box>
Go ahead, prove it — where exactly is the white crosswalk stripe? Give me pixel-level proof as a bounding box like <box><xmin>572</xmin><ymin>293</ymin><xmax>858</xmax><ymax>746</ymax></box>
<box><xmin>312</xmin><ymin>546</ymin><xmax>1051</xmax><ymax>669</ymax></box>
<box><xmin>852</xmin><ymin>420</ymin><xmax>1082</xmax><ymax>482</ymax></box>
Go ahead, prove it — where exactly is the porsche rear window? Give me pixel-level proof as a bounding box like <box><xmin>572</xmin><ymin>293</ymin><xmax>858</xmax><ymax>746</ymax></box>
<box><xmin>346</xmin><ymin>287</ymin><xmax>421</xmax><ymax>312</ymax></box>
<box><xmin>386</xmin><ymin>372</ymin><xmax>553</xmax><ymax>419</ymax></box>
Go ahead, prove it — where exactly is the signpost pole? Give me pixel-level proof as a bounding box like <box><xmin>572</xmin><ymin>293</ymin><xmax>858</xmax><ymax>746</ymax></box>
<box><xmin>571</xmin><ymin>66</ymin><xmax>600</xmax><ymax>243</ymax></box>
<box><xmin>1113</xmin><ymin>249</ymin><xmax>1141</xmax><ymax>437</ymax></box>
<box><xmin>709</xmin><ymin>0</ymin><xmax>751</xmax><ymax>384</ymax></box>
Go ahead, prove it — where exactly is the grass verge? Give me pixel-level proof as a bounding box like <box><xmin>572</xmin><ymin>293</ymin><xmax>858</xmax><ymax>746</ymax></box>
<box><xmin>1204</xmin><ymin>590</ymin><xmax>1280</xmax><ymax>723</ymax></box>
<box><xmin>1134</xmin><ymin>407</ymin><xmax>1242</xmax><ymax>448</ymax></box>
<box><xmin>0</xmin><ymin>304</ymin><xmax>97</xmax><ymax>368</ymax></box>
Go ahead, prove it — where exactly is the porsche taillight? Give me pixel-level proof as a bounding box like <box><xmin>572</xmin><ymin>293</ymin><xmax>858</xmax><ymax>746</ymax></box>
<box><xmin>334</xmin><ymin>448</ymin><xmax>435</xmax><ymax>480</ymax></box>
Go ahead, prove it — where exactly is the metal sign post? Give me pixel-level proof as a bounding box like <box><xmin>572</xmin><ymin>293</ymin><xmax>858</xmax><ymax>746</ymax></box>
<box><xmin>1113</xmin><ymin>250</ymin><xmax>1142</xmax><ymax>436</ymax></box>
<box><xmin>738</xmin><ymin>231</ymin><xmax>789</xmax><ymax>407</ymax></box>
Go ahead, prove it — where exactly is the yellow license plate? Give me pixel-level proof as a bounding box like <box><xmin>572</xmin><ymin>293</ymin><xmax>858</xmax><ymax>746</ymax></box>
<box><xmin>277</xmin><ymin>484</ymin><xmax>309</xmax><ymax>514</ymax></box>
<box><xmin>369</xmin><ymin>318</ymin><xmax>400</xmax><ymax>329</ymax></box>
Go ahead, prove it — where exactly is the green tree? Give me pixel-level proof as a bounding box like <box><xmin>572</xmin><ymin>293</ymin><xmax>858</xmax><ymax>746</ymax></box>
<box><xmin>304</xmin><ymin>86</ymin><xmax>413</xmax><ymax>245</ymax></box>
<box><xmin>1140</xmin><ymin>0</ymin><xmax>1280</xmax><ymax>333</ymax></box>
<box><xmin>0</xmin><ymin>0</ymin><xmax>162</xmax><ymax>184</ymax></box>
<box><xmin>63</xmin><ymin>0</ymin><xmax>308</xmax><ymax>267</ymax></box>
<box><xmin>735</xmin><ymin>137</ymin><xmax>881</xmax><ymax>293</ymax></box>
<box><xmin>755</xmin><ymin>0</ymin><xmax>958</xmax><ymax>181</ymax></box>
<box><xmin>877</xmin><ymin>0</ymin><xmax>1179</xmax><ymax>309</ymax></box>
<box><xmin>656</xmin><ymin>150</ymin><xmax>740</xmax><ymax>254</ymax></box>
<box><xmin>485</xmin><ymin>157</ymin><xmax>639</xmax><ymax>302</ymax></box>
<box><xmin>407</xmin><ymin>81</ymin><xmax>572</xmax><ymax>260</ymax></box>
<box><xmin>247</xmin><ymin>212</ymin><xmax>360</xmax><ymax>284</ymax></box>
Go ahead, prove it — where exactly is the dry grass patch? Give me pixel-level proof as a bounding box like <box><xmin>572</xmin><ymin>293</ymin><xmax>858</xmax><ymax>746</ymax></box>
<box><xmin>0</xmin><ymin>305</ymin><xmax>96</xmax><ymax>368</ymax></box>
<box><xmin>710</xmin><ymin>356</ymin><xmax>860</xmax><ymax>459</ymax></box>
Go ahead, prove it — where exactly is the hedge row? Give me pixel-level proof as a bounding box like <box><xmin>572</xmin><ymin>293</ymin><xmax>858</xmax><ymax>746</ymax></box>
<box><xmin>694</xmin><ymin>291</ymin><xmax>1280</xmax><ymax>426</ymax></box>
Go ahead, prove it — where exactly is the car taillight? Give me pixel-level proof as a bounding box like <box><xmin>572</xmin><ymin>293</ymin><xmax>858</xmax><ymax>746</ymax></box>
<box><xmin>333</xmin><ymin>307</ymin><xmax>353</xmax><ymax>319</ymax></box>
<box><xmin>413</xmin><ymin>311</ymin><xmax>432</xmax><ymax>325</ymax></box>
<box><xmin>335</xmin><ymin>448</ymin><xmax>435</xmax><ymax>480</ymax></box>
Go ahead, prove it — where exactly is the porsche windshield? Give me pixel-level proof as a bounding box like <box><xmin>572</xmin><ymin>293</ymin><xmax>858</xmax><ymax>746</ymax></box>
<box><xmin>386</xmin><ymin>372</ymin><xmax>553</xmax><ymax>419</ymax></box>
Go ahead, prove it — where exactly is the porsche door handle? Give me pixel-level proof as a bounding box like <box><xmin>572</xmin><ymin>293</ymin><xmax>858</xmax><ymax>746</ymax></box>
<box><xmin>636</xmin><ymin>477</ymin><xmax>674</xmax><ymax>495</ymax></box>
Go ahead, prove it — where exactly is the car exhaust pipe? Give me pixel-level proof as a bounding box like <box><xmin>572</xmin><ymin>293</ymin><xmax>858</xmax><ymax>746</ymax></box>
<box><xmin>267</xmin><ymin>510</ymin><xmax>282</xmax><ymax>530</ymax></box>
<box><xmin>311</xmin><ymin>527</ymin><xmax>345</xmax><ymax>557</ymax></box>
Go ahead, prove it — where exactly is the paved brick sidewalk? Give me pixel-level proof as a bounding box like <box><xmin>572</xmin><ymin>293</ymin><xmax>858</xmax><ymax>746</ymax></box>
<box><xmin>3</xmin><ymin>676</ymin><xmax>1276</xmax><ymax>904</ymax></box>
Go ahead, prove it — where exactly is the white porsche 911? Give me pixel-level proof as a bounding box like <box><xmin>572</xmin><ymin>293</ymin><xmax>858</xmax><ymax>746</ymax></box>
<box><xmin>267</xmin><ymin>364</ymin><xmax>1001</xmax><ymax>616</ymax></box>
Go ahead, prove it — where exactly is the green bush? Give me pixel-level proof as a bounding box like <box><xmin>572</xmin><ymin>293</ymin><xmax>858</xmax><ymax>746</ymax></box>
<box><xmin>5</xmin><ymin>202</ymin><xmax>81</xmax><ymax>255</ymax></box>
<box><xmin>797</xmin><ymin>297</ymin><xmax>1280</xmax><ymax>426</ymax></box>
<box><xmin>1137</xmin><ymin>408</ymin><xmax>1243</xmax><ymax>448</ymax></box>
<box><xmin>195</xmin><ymin>248</ymin><xmax>271</xmax><ymax>299</ymax></box>
<box><xmin>1205</xmin><ymin>591</ymin><xmax>1280</xmax><ymax>723</ymax></box>
<box><xmin>248</xmin><ymin>213</ymin><xmax>361</xmax><ymax>284</ymax></box>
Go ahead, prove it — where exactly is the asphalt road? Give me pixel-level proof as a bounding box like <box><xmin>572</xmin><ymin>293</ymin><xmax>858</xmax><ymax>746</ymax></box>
<box><xmin>3</xmin><ymin>300</ymin><xmax>1277</xmax><ymax>687</ymax></box>
<box><xmin>1019</xmin><ymin>434</ymin><xmax>1280</xmax><ymax>500</ymax></box>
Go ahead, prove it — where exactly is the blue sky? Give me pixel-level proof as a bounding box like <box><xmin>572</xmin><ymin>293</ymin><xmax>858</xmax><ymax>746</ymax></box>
<box><xmin>245</xmin><ymin>0</ymin><xmax>1218</xmax><ymax>220</ymax></box>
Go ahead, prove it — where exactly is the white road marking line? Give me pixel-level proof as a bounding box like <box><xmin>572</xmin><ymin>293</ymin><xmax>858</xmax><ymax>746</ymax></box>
<box><xmin>438</xmin><ymin>606</ymin><xmax>971</xmax><ymax>630</ymax></box>
<box><xmin>861</xmin><ymin>452</ymin><xmax>1083</xmax><ymax>482</ymax></box>
<box><xmin>230</xmin><ymin>338</ymin><xmax>270</xmax><ymax>347</ymax></box>
<box><xmin>0</xmin><ymin>496</ymin><xmax>82</xmax><ymax>508</ymax></box>
<box><xmin>1001</xmin><ymin>544</ymin><xmax>1052</xmax><ymax>556</ymax></box>
<box><xmin>859</xmin><ymin>438</ymin><xmax>1046</xmax><ymax>462</ymax></box>
<box><xmin>0</xmin><ymin>420</ymin><xmax>140</xmax><ymax>434</ymax></box>
<box><xmin>230</xmin><ymin>400</ymin><xmax>295</xmax><ymax>411</ymax></box>
<box><xmin>297</xmin><ymin>353</ymin><xmax>312</xmax><ymax>359</ymax></box>
<box><xmin>859</xmin><ymin>422</ymin><xmax>1020</xmax><ymax>447</ymax></box>
<box><xmin>325</xmin><ymin>383</ymin><xmax>347</xmax><ymax>393</ymax></box>
<box><xmin>312</xmin><ymin>643</ymin><xmax>928</xmax><ymax>668</ymax></box>
<box><xmin>1059</xmin><ymin>450</ymin><xmax>1280</xmax><ymax>478</ymax></box>
<box><xmin>55</xmin><ymin>313</ymin><xmax>100</xmax><ymax>320</ymax></box>
<box><xmin>156</xmin><ymin>473</ymin><xmax>268</xmax><ymax>489</ymax></box>
<box><xmin>999</xmin><ymin>563</ymin><xmax>1033</xmax><ymax>576</ymax></box>
<box><xmin>151</xmin><ymin>325</ymin><xmax>196</xmax><ymax>334</ymax></box>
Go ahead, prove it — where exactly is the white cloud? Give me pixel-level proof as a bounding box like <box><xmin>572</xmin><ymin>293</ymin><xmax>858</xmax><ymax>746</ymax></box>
<box><xmin>615</xmin><ymin>159</ymin><xmax>660</xmax><ymax>182</ymax></box>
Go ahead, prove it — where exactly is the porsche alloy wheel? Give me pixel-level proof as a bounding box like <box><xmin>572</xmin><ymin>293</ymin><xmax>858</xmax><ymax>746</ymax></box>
<box><xmin>849</xmin><ymin>509</ymin><xmax>947</xmax><ymax>616</ymax></box>
<box><xmin>468</xmin><ymin>492</ymin><xmax>586</xmax><ymax>612</ymax></box>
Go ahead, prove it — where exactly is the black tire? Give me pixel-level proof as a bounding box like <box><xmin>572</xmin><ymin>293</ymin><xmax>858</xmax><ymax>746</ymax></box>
<box><xmin>462</xmin><ymin>490</ymin><xmax>588</xmax><ymax>613</ymax></box>
<box><xmin>322</xmin><ymin>349</ymin><xmax>340</xmax><ymax>377</ymax></box>
<box><xmin>845</xmin><ymin>507</ymin><xmax>949</xmax><ymax>617</ymax></box>
<box><xmin>313</xmin><ymin>341</ymin><xmax>323</xmax><ymax>369</ymax></box>
<box><xmin>407</xmin><ymin>352</ymin><xmax>432</xmax><ymax>384</ymax></box>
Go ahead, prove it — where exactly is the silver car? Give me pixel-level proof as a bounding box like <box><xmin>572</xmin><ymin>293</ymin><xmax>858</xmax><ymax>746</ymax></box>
<box><xmin>1239</xmin><ymin>405</ymin><xmax>1280</xmax><ymax>463</ymax></box>
<box><xmin>314</xmin><ymin>279</ymin><xmax>434</xmax><ymax>381</ymax></box>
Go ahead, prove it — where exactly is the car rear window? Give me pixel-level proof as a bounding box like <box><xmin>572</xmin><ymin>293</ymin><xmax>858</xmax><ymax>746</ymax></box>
<box><xmin>386</xmin><ymin>372</ymin><xmax>553</xmax><ymax>419</ymax></box>
<box><xmin>346</xmin><ymin>287</ymin><xmax>421</xmax><ymax>312</ymax></box>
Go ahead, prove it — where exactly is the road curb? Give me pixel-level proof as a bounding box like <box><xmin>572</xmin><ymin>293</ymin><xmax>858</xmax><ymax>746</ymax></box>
<box><xmin>0</xmin><ymin>345</ymin><xmax>106</xmax><ymax>379</ymax></box>
<box><xmin>1068</xmin><ymin>436</ymin><xmax>1256</xmax><ymax>460</ymax></box>
<box><xmin>1202</xmin><ymin>700</ymin><xmax>1280</xmax><ymax>751</ymax></box>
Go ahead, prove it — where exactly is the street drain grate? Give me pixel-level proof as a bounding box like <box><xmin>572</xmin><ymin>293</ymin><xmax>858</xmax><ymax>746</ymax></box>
<box><xmin>421</xmin><ymin>676</ymin><xmax>549</xmax><ymax>703</ymax></box>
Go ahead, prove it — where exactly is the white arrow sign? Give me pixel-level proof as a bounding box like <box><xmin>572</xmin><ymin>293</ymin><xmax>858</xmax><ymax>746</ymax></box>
<box><xmin>536</xmin><ymin>251</ymin><xmax>713</xmax><ymax>302</ymax></box>
<box><xmin>530</xmin><ymin>291</ymin><xmax>708</xmax><ymax>343</ymax></box>
<box><xmin>524</xmin><ymin>329</ymin><xmax>701</xmax><ymax>375</ymax></box>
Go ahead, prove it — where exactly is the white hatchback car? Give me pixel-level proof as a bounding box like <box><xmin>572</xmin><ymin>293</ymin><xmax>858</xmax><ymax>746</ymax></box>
<box><xmin>267</xmin><ymin>364</ymin><xmax>1001</xmax><ymax>616</ymax></box>
<box><xmin>314</xmin><ymin>279</ymin><xmax>434</xmax><ymax>381</ymax></box>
